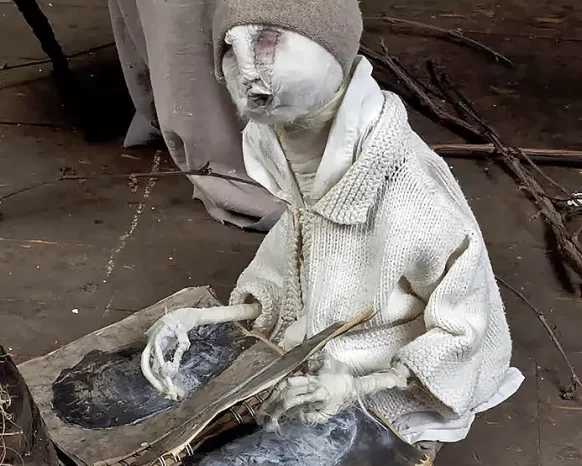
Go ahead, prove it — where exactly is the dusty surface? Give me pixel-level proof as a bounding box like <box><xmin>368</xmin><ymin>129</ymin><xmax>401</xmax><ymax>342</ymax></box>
<box><xmin>0</xmin><ymin>0</ymin><xmax>581</xmax><ymax>465</ymax></box>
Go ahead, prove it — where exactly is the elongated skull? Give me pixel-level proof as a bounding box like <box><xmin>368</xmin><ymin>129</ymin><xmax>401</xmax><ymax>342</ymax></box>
<box><xmin>221</xmin><ymin>25</ymin><xmax>344</xmax><ymax>125</ymax></box>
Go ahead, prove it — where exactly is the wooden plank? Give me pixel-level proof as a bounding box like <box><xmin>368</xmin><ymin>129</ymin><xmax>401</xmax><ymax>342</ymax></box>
<box><xmin>17</xmin><ymin>286</ymin><xmax>259</xmax><ymax>465</ymax></box>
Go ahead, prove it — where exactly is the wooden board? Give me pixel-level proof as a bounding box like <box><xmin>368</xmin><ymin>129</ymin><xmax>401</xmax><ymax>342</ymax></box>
<box><xmin>17</xmin><ymin>287</ymin><xmax>269</xmax><ymax>466</ymax></box>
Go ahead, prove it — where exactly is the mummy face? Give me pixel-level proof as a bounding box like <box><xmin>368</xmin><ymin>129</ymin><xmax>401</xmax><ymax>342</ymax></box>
<box><xmin>221</xmin><ymin>25</ymin><xmax>344</xmax><ymax>125</ymax></box>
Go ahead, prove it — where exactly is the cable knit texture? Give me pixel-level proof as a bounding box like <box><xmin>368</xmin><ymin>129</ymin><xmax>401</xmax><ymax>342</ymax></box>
<box><xmin>230</xmin><ymin>89</ymin><xmax>515</xmax><ymax>424</ymax></box>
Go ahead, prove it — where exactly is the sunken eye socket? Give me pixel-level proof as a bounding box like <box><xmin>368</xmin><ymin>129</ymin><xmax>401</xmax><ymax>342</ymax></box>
<box><xmin>256</xmin><ymin>28</ymin><xmax>279</xmax><ymax>49</ymax></box>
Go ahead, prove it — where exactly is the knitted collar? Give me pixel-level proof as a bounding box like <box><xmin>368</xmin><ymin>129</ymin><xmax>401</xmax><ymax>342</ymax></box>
<box><xmin>312</xmin><ymin>91</ymin><xmax>409</xmax><ymax>225</ymax></box>
<box><xmin>242</xmin><ymin>57</ymin><xmax>410</xmax><ymax>225</ymax></box>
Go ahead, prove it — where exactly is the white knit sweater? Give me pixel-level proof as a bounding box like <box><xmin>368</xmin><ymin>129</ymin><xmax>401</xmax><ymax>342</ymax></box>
<box><xmin>230</xmin><ymin>57</ymin><xmax>522</xmax><ymax>442</ymax></box>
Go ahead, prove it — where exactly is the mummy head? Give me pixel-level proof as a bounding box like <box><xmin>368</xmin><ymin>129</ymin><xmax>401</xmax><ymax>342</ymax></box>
<box><xmin>221</xmin><ymin>25</ymin><xmax>344</xmax><ymax>125</ymax></box>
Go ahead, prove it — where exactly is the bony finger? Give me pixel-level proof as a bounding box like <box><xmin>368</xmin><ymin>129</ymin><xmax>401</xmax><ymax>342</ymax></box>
<box><xmin>273</xmin><ymin>376</ymin><xmax>311</xmax><ymax>393</ymax></box>
<box><xmin>145</xmin><ymin>320</ymin><xmax>164</xmax><ymax>338</ymax></box>
<box><xmin>170</xmin><ymin>327</ymin><xmax>191</xmax><ymax>370</ymax></box>
<box><xmin>296</xmin><ymin>386</ymin><xmax>330</xmax><ymax>408</ymax></box>
<box><xmin>284</xmin><ymin>376</ymin><xmax>312</xmax><ymax>387</ymax></box>
<box><xmin>257</xmin><ymin>392</ymin><xmax>283</xmax><ymax>421</ymax></box>
<box><xmin>297</xmin><ymin>409</ymin><xmax>332</xmax><ymax>424</ymax></box>
<box><xmin>260</xmin><ymin>379</ymin><xmax>294</xmax><ymax>412</ymax></box>
<box><xmin>256</xmin><ymin>386</ymin><xmax>293</xmax><ymax>425</ymax></box>
<box><xmin>280</xmin><ymin>390</ymin><xmax>324</xmax><ymax>413</ymax></box>
<box><xmin>259</xmin><ymin>377</ymin><xmax>312</xmax><ymax>415</ymax></box>
<box><xmin>259</xmin><ymin>384</ymin><xmax>321</xmax><ymax>430</ymax></box>
<box><xmin>153</xmin><ymin>336</ymin><xmax>167</xmax><ymax>372</ymax></box>
<box><xmin>268</xmin><ymin>386</ymin><xmax>327</xmax><ymax>421</ymax></box>
<box><xmin>163</xmin><ymin>375</ymin><xmax>179</xmax><ymax>401</ymax></box>
<box><xmin>141</xmin><ymin>341</ymin><xmax>166</xmax><ymax>394</ymax></box>
<box><xmin>277</xmin><ymin>383</ymin><xmax>317</xmax><ymax>405</ymax></box>
<box><xmin>261</xmin><ymin>415</ymin><xmax>280</xmax><ymax>432</ymax></box>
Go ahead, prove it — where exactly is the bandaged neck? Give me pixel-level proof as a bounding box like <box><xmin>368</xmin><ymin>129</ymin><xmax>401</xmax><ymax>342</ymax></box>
<box><xmin>276</xmin><ymin>81</ymin><xmax>348</xmax><ymax>199</ymax></box>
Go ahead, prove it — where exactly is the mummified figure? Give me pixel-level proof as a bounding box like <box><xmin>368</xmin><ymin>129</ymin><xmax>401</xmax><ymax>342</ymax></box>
<box><xmin>141</xmin><ymin>0</ymin><xmax>524</xmax><ymax>462</ymax></box>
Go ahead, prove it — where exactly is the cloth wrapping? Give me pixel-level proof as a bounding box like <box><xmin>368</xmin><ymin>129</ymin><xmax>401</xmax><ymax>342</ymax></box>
<box><xmin>108</xmin><ymin>0</ymin><xmax>283</xmax><ymax>230</ymax></box>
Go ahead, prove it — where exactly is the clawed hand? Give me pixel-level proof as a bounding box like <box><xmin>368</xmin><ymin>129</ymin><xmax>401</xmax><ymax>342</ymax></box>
<box><xmin>258</xmin><ymin>371</ymin><xmax>359</xmax><ymax>428</ymax></box>
<box><xmin>141</xmin><ymin>308</ymin><xmax>196</xmax><ymax>400</ymax></box>
<box><xmin>140</xmin><ymin>303</ymin><xmax>262</xmax><ymax>400</ymax></box>
<box><xmin>257</xmin><ymin>357</ymin><xmax>410</xmax><ymax>428</ymax></box>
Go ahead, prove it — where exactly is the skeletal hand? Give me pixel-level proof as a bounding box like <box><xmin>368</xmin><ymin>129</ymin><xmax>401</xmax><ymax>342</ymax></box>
<box><xmin>258</xmin><ymin>370</ymin><xmax>359</xmax><ymax>428</ymax></box>
<box><xmin>257</xmin><ymin>357</ymin><xmax>410</xmax><ymax>428</ymax></box>
<box><xmin>141</xmin><ymin>303</ymin><xmax>262</xmax><ymax>400</ymax></box>
<box><xmin>141</xmin><ymin>308</ymin><xmax>199</xmax><ymax>400</ymax></box>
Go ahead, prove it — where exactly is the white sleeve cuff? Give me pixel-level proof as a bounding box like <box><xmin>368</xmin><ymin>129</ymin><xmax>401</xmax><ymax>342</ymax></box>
<box><xmin>230</xmin><ymin>279</ymin><xmax>282</xmax><ymax>336</ymax></box>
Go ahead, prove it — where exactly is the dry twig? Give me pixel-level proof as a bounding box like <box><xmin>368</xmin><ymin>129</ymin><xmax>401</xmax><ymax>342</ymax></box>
<box><xmin>364</xmin><ymin>42</ymin><xmax>582</xmax><ymax>281</ymax></box>
<box><xmin>497</xmin><ymin>278</ymin><xmax>581</xmax><ymax>399</ymax></box>
<box><xmin>360</xmin><ymin>43</ymin><xmax>484</xmax><ymax>142</ymax></box>
<box><xmin>426</xmin><ymin>64</ymin><xmax>571</xmax><ymax>196</ymax></box>
<box><xmin>0</xmin><ymin>164</ymin><xmax>261</xmax><ymax>205</ymax></box>
<box><xmin>363</xmin><ymin>16</ymin><xmax>514</xmax><ymax>68</ymax></box>
<box><xmin>428</xmin><ymin>69</ymin><xmax>582</xmax><ymax>278</ymax></box>
<box><xmin>456</xmin><ymin>28</ymin><xmax>582</xmax><ymax>44</ymax></box>
<box><xmin>432</xmin><ymin>144</ymin><xmax>582</xmax><ymax>167</ymax></box>
<box><xmin>233</xmin><ymin>322</ymin><xmax>285</xmax><ymax>356</ymax></box>
<box><xmin>362</xmin><ymin>46</ymin><xmax>582</xmax><ymax>168</ymax></box>
<box><xmin>0</xmin><ymin>43</ymin><xmax>115</xmax><ymax>72</ymax></box>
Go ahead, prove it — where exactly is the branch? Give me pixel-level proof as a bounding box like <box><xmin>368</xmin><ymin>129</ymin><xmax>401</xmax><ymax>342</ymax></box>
<box><xmin>428</xmin><ymin>67</ymin><xmax>570</xmax><ymax>195</ymax></box>
<box><xmin>427</xmin><ymin>70</ymin><xmax>582</xmax><ymax>279</ymax></box>
<box><xmin>233</xmin><ymin>322</ymin><xmax>286</xmax><ymax>356</ymax></box>
<box><xmin>366</xmin><ymin>43</ymin><xmax>582</xmax><ymax>280</ymax></box>
<box><xmin>497</xmin><ymin>277</ymin><xmax>581</xmax><ymax>399</ymax></box>
<box><xmin>360</xmin><ymin>43</ymin><xmax>484</xmax><ymax>143</ymax></box>
<box><xmin>432</xmin><ymin>144</ymin><xmax>582</xmax><ymax>167</ymax></box>
<box><xmin>363</xmin><ymin>15</ymin><xmax>514</xmax><ymax>68</ymax></box>
<box><xmin>0</xmin><ymin>120</ymin><xmax>68</xmax><ymax>128</ymax></box>
<box><xmin>453</xmin><ymin>28</ymin><xmax>582</xmax><ymax>44</ymax></box>
<box><xmin>0</xmin><ymin>43</ymin><xmax>115</xmax><ymax>72</ymax></box>
<box><xmin>0</xmin><ymin>165</ymin><xmax>262</xmax><ymax>205</ymax></box>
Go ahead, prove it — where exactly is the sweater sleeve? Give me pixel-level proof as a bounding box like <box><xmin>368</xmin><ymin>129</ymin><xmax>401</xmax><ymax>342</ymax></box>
<box><xmin>395</xmin><ymin>226</ymin><xmax>508</xmax><ymax>417</ymax></box>
<box><xmin>229</xmin><ymin>210</ymin><xmax>288</xmax><ymax>335</ymax></box>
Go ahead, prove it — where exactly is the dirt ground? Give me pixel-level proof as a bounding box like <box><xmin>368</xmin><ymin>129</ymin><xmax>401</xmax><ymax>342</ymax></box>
<box><xmin>0</xmin><ymin>1</ymin><xmax>581</xmax><ymax>465</ymax></box>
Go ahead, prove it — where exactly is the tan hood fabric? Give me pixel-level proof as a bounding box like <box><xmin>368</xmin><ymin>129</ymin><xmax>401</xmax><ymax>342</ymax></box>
<box><xmin>109</xmin><ymin>0</ymin><xmax>284</xmax><ymax>231</ymax></box>
<box><xmin>213</xmin><ymin>0</ymin><xmax>363</xmax><ymax>81</ymax></box>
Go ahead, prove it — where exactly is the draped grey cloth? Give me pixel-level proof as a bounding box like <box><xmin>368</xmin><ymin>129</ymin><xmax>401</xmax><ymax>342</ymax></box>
<box><xmin>108</xmin><ymin>0</ymin><xmax>283</xmax><ymax>231</ymax></box>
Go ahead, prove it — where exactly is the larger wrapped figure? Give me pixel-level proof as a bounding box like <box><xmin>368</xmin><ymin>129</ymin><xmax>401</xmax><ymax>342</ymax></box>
<box><xmin>142</xmin><ymin>0</ymin><xmax>524</xmax><ymax>461</ymax></box>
